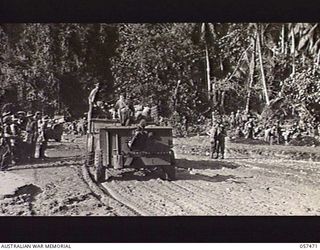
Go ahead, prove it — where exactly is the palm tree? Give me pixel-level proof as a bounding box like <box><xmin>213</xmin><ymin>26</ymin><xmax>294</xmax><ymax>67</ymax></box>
<box><xmin>245</xmin><ymin>32</ymin><xmax>257</xmax><ymax>113</ymax></box>
<box><xmin>256</xmin><ymin>24</ymin><xmax>270</xmax><ymax>106</ymax></box>
<box><xmin>191</xmin><ymin>23</ymin><xmax>217</xmax><ymax>115</ymax></box>
<box><xmin>247</xmin><ymin>23</ymin><xmax>270</xmax><ymax>106</ymax></box>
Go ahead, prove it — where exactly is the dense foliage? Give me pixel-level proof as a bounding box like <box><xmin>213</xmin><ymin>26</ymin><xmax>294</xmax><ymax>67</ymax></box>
<box><xmin>0</xmin><ymin>23</ymin><xmax>319</xmax><ymax>122</ymax></box>
<box><xmin>0</xmin><ymin>24</ymin><xmax>118</xmax><ymax>117</ymax></box>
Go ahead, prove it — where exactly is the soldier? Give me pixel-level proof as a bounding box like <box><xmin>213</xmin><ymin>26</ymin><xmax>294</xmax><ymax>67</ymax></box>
<box><xmin>207</xmin><ymin>121</ymin><xmax>218</xmax><ymax>159</ymax></box>
<box><xmin>245</xmin><ymin>117</ymin><xmax>255</xmax><ymax>139</ymax></box>
<box><xmin>114</xmin><ymin>94</ymin><xmax>129</xmax><ymax>126</ymax></box>
<box><xmin>215</xmin><ymin>120</ymin><xmax>227</xmax><ymax>159</ymax></box>
<box><xmin>10</xmin><ymin>116</ymin><xmax>22</xmax><ymax>164</ymax></box>
<box><xmin>171</xmin><ymin>110</ymin><xmax>181</xmax><ymax>128</ymax></box>
<box><xmin>229</xmin><ymin>111</ymin><xmax>236</xmax><ymax>129</ymax></box>
<box><xmin>25</xmin><ymin>112</ymin><xmax>36</xmax><ymax>159</ymax></box>
<box><xmin>264</xmin><ymin>125</ymin><xmax>272</xmax><ymax>143</ymax></box>
<box><xmin>275</xmin><ymin>120</ymin><xmax>282</xmax><ymax>144</ymax></box>
<box><xmin>270</xmin><ymin>124</ymin><xmax>281</xmax><ymax>145</ymax></box>
<box><xmin>0</xmin><ymin>116</ymin><xmax>13</xmax><ymax>169</ymax></box>
<box><xmin>35</xmin><ymin>115</ymin><xmax>49</xmax><ymax>159</ymax></box>
<box><xmin>181</xmin><ymin>115</ymin><xmax>188</xmax><ymax>136</ymax></box>
<box><xmin>77</xmin><ymin>117</ymin><xmax>86</xmax><ymax>136</ymax></box>
<box><xmin>127</xmin><ymin>119</ymin><xmax>148</xmax><ymax>151</ymax></box>
<box><xmin>123</xmin><ymin>97</ymin><xmax>135</xmax><ymax>126</ymax></box>
<box><xmin>16</xmin><ymin>111</ymin><xmax>27</xmax><ymax>131</ymax></box>
<box><xmin>32</xmin><ymin>112</ymin><xmax>42</xmax><ymax>159</ymax></box>
<box><xmin>88</xmin><ymin>82</ymin><xmax>100</xmax><ymax>133</ymax></box>
<box><xmin>150</xmin><ymin>100</ymin><xmax>160</xmax><ymax>125</ymax></box>
<box><xmin>2</xmin><ymin>115</ymin><xmax>13</xmax><ymax>145</ymax></box>
<box><xmin>141</xmin><ymin>105</ymin><xmax>151</xmax><ymax>121</ymax></box>
<box><xmin>207</xmin><ymin>119</ymin><xmax>227</xmax><ymax>159</ymax></box>
<box><xmin>235</xmin><ymin>110</ymin><xmax>242</xmax><ymax>126</ymax></box>
<box><xmin>235</xmin><ymin>125</ymin><xmax>244</xmax><ymax>138</ymax></box>
<box><xmin>242</xmin><ymin>110</ymin><xmax>249</xmax><ymax>123</ymax></box>
<box><xmin>93</xmin><ymin>101</ymin><xmax>109</xmax><ymax>119</ymax></box>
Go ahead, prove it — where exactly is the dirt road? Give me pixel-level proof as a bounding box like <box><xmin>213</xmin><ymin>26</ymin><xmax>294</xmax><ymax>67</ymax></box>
<box><xmin>1</xmin><ymin>135</ymin><xmax>319</xmax><ymax>216</ymax></box>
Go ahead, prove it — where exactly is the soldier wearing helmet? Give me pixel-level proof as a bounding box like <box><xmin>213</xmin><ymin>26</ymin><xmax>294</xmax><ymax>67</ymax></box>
<box><xmin>207</xmin><ymin>116</ymin><xmax>227</xmax><ymax>159</ymax></box>
<box><xmin>128</xmin><ymin>119</ymin><xmax>148</xmax><ymax>150</ymax></box>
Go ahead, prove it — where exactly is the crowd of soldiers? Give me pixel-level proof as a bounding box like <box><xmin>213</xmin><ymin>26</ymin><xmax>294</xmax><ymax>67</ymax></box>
<box><xmin>66</xmin><ymin>117</ymin><xmax>87</xmax><ymax>135</ymax></box>
<box><xmin>0</xmin><ymin>110</ymin><xmax>52</xmax><ymax>170</ymax></box>
<box><xmin>227</xmin><ymin>110</ymin><xmax>319</xmax><ymax>145</ymax></box>
<box><xmin>206</xmin><ymin>109</ymin><xmax>320</xmax><ymax>159</ymax></box>
<box><xmin>91</xmin><ymin>94</ymin><xmax>162</xmax><ymax>127</ymax></box>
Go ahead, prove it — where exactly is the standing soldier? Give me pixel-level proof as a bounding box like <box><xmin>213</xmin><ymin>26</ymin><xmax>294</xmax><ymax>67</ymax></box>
<box><xmin>275</xmin><ymin>120</ymin><xmax>282</xmax><ymax>144</ymax></box>
<box><xmin>216</xmin><ymin>121</ymin><xmax>227</xmax><ymax>159</ymax></box>
<box><xmin>35</xmin><ymin>115</ymin><xmax>48</xmax><ymax>159</ymax></box>
<box><xmin>2</xmin><ymin>115</ymin><xmax>13</xmax><ymax>167</ymax></box>
<box><xmin>33</xmin><ymin>112</ymin><xmax>42</xmax><ymax>158</ymax></box>
<box><xmin>25</xmin><ymin>112</ymin><xmax>38</xmax><ymax>159</ymax></box>
<box><xmin>77</xmin><ymin>117</ymin><xmax>85</xmax><ymax>136</ymax></box>
<box><xmin>207</xmin><ymin>121</ymin><xmax>218</xmax><ymax>159</ymax></box>
<box><xmin>245</xmin><ymin>117</ymin><xmax>255</xmax><ymax>139</ymax></box>
<box><xmin>10</xmin><ymin>116</ymin><xmax>21</xmax><ymax>165</ymax></box>
<box><xmin>114</xmin><ymin>94</ymin><xmax>128</xmax><ymax>126</ymax></box>
<box><xmin>235</xmin><ymin>110</ymin><xmax>242</xmax><ymax>126</ymax></box>
<box><xmin>207</xmin><ymin>118</ymin><xmax>227</xmax><ymax>159</ymax></box>
<box><xmin>215</xmin><ymin>119</ymin><xmax>227</xmax><ymax>159</ymax></box>
<box><xmin>126</xmin><ymin>97</ymin><xmax>135</xmax><ymax>126</ymax></box>
<box><xmin>182</xmin><ymin>115</ymin><xmax>189</xmax><ymax>136</ymax></box>
<box><xmin>229</xmin><ymin>111</ymin><xmax>236</xmax><ymax>129</ymax></box>
<box><xmin>88</xmin><ymin>82</ymin><xmax>100</xmax><ymax>133</ymax></box>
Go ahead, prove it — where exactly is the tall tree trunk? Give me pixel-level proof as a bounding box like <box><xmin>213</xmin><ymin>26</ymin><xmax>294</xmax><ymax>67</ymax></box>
<box><xmin>245</xmin><ymin>34</ymin><xmax>256</xmax><ymax>113</ymax></box>
<box><xmin>205</xmin><ymin>43</ymin><xmax>216</xmax><ymax>118</ymax></box>
<box><xmin>281</xmin><ymin>24</ymin><xmax>285</xmax><ymax>54</ymax></box>
<box><xmin>205</xmin><ymin>43</ymin><xmax>211</xmax><ymax>100</ymax></box>
<box><xmin>291</xmin><ymin>26</ymin><xmax>296</xmax><ymax>76</ymax></box>
<box><xmin>257</xmin><ymin>29</ymin><xmax>270</xmax><ymax>106</ymax></box>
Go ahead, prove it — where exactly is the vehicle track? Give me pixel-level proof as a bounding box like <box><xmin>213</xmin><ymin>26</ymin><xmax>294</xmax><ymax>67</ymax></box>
<box><xmin>81</xmin><ymin>164</ymin><xmax>145</xmax><ymax>216</ymax></box>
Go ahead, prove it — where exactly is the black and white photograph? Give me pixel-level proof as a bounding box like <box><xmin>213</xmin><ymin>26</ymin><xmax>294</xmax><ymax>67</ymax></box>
<box><xmin>0</xmin><ymin>23</ymin><xmax>319</xmax><ymax>218</ymax></box>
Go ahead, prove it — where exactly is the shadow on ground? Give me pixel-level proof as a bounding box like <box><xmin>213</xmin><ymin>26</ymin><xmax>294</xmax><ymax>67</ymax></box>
<box><xmin>102</xmin><ymin>158</ymin><xmax>245</xmax><ymax>184</ymax></box>
<box><xmin>176</xmin><ymin>158</ymin><xmax>241</xmax><ymax>170</ymax></box>
<box><xmin>104</xmin><ymin>167</ymin><xmax>164</xmax><ymax>182</ymax></box>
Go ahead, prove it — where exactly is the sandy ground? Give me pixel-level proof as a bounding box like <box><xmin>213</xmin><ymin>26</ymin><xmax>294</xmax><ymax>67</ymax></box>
<box><xmin>0</xmin><ymin>134</ymin><xmax>319</xmax><ymax>216</ymax></box>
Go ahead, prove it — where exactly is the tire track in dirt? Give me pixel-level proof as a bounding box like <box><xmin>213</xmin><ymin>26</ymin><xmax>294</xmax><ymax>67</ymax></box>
<box><xmin>222</xmin><ymin>159</ymin><xmax>320</xmax><ymax>214</ymax></box>
<box><xmin>160</xmin><ymin>181</ymin><xmax>221</xmax><ymax>215</ymax></box>
<box><xmin>80</xmin><ymin>165</ymin><xmax>141</xmax><ymax>216</ymax></box>
<box><xmin>112</xmin><ymin>181</ymin><xmax>185</xmax><ymax>216</ymax></box>
<box><xmin>237</xmin><ymin>159</ymin><xmax>320</xmax><ymax>192</ymax></box>
<box><xmin>106</xmin><ymin>178</ymin><xmax>222</xmax><ymax>215</ymax></box>
<box><xmin>232</xmin><ymin>158</ymin><xmax>320</xmax><ymax>181</ymax></box>
<box><xmin>175</xmin><ymin>165</ymin><xmax>295</xmax><ymax>215</ymax></box>
<box><xmin>233</xmin><ymin>160</ymin><xmax>320</xmax><ymax>214</ymax></box>
<box><xmin>102</xmin><ymin>184</ymin><xmax>150</xmax><ymax>216</ymax></box>
<box><xmin>133</xmin><ymin>180</ymin><xmax>206</xmax><ymax>215</ymax></box>
<box><xmin>175</xmin><ymin>149</ymin><xmax>320</xmax><ymax>215</ymax></box>
<box><xmin>172</xmin><ymin>179</ymin><xmax>246</xmax><ymax>215</ymax></box>
<box><xmin>174</xmin><ymin>165</ymin><xmax>255</xmax><ymax>214</ymax></box>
